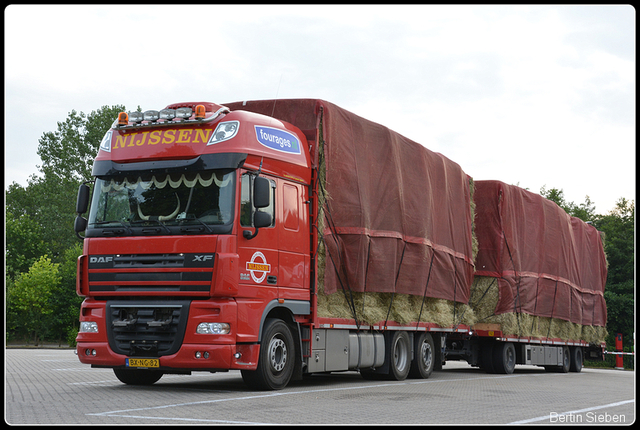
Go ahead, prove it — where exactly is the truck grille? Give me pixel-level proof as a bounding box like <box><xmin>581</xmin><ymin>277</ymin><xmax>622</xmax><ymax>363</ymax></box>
<box><xmin>87</xmin><ymin>253</ymin><xmax>215</xmax><ymax>293</ymax></box>
<box><xmin>106</xmin><ymin>300</ymin><xmax>190</xmax><ymax>357</ymax></box>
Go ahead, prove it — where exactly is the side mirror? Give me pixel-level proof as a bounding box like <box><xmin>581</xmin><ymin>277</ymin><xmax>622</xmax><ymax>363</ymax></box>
<box><xmin>74</xmin><ymin>216</ymin><xmax>88</xmax><ymax>233</ymax></box>
<box><xmin>253</xmin><ymin>177</ymin><xmax>270</xmax><ymax>208</ymax></box>
<box><xmin>76</xmin><ymin>183</ymin><xmax>90</xmax><ymax>214</ymax></box>
<box><xmin>242</xmin><ymin>176</ymin><xmax>272</xmax><ymax>240</ymax></box>
<box><xmin>74</xmin><ymin>215</ymin><xmax>88</xmax><ymax>240</ymax></box>
<box><xmin>253</xmin><ymin>211</ymin><xmax>272</xmax><ymax>229</ymax></box>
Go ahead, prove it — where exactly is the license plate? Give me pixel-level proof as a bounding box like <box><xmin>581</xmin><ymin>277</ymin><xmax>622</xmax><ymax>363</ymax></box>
<box><xmin>126</xmin><ymin>358</ymin><xmax>160</xmax><ymax>368</ymax></box>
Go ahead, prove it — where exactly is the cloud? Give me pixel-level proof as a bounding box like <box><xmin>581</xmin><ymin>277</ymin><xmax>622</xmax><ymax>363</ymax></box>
<box><xmin>5</xmin><ymin>5</ymin><xmax>635</xmax><ymax>213</ymax></box>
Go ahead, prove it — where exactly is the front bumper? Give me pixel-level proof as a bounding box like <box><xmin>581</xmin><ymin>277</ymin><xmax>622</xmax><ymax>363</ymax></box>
<box><xmin>76</xmin><ymin>341</ymin><xmax>260</xmax><ymax>371</ymax></box>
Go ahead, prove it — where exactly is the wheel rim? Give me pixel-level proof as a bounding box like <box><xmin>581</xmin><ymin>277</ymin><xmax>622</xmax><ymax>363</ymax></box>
<box><xmin>506</xmin><ymin>345</ymin><xmax>515</xmax><ymax>368</ymax></box>
<box><xmin>420</xmin><ymin>340</ymin><xmax>433</xmax><ymax>370</ymax></box>
<box><xmin>268</xmin><ymin>336</ymin><xmax>287</xmax><ymax>373</ymax></box>
<box><xmin>394</xmin><ymin>337</ymin><xmax>409</xmax><ymax>372</ymax></box>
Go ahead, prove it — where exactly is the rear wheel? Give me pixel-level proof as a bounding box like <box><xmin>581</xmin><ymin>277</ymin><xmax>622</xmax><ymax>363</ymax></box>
<box><xmin>113</xmin><ymin>368</ymin><xmax>163</xmax><ymax>385</ymax></box>
<box><xmin>569</xmin><ymin>346</ymin><xmax>583</xmax><ymax>373</ymax></box>
<box><xmin>388</xmin><ymin>331</ymin><xmax>411</xmax><ymax>381</ymax></box>
<box><xmin>409</xmin><ymin>332</ymin><xmax>434</xmax><ymax>379</ymax></box>
<box><xmin>492</xmin><ymin>342</ymin><xmax>516</xmax><ymax>374</ymax></box>
<box><xmin>241</xmin><ymin>319</ymin><xmax>295</xmax><ymax>390</ymax></box>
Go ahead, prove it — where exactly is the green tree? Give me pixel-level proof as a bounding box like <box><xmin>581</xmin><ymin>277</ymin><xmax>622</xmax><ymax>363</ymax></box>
<box><xmin>48</xmin><ymin>243</ymin><xmax>85</xmax><ymax>345</ymax></box>
<box><xmin>37</xmin><ymin>105</ymin><xmax>124</xmax><ymax>183</ymax></box>
<box><xmin>5</xmin><ymin>105</ymin><xmax>125</xmax><ymax>344</ymax></box>
<box><xmin>5</xmin><ymin>211</ymin><xmax>48</xmax><ymax>279</ymax></box>
<box><xmin>6</xmin><ymin>105</ymin><xmax>126</xmax><ymax>263</ymax></box>
<box><xmin>595</xmin><ymin>198</ymin><xmax>635</xmax><ymax>350</ymax></box>
<box><xmin>7</xmin><ymin>256</ymin><xmax>61</xmax><ymax>345</ymax></box>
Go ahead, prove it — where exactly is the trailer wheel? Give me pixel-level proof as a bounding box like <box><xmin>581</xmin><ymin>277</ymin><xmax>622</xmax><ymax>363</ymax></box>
<box><xmin>569</xmin><ymin>347</ymin><xmax>583</xmax><ymax>373</ymax></box>
<box><xmin>492</xmin><ymin>342</ymin><xmax>516</xmax><ymax>374</ymax></box>
<box><xmin>388</xmin><ymin>331</ymin><xmax>411</xmax><ymax>381</ymax></box>
<box><xmin>113</xmin><ymin>368</ymin><xmax>163</xmax><ymax>385</ymax></box>
<box><xmin>409</xmin><ymin>332</ymin><xmax>434</xmax><ymax>379</ymax></box>
<box><xmin>241</xmin><ymin>319</ymin><xmax>294</xmax><ymax>390</ymax></box>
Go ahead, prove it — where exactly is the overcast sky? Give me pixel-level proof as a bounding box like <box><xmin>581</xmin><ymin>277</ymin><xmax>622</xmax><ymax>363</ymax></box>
<box><xmin>5</xmin><ymin>5</ymin><xmax>635</xmax><ymax>214</ymax></box>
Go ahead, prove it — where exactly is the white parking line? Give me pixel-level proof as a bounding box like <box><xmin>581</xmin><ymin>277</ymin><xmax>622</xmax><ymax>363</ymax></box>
<box><xmin>87</xmin><ymin>373</ymin><xmax>524</xmax><ymax>422</ymax></box>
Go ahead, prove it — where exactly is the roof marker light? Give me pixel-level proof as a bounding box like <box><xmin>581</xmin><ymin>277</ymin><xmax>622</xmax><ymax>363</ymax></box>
<box><xmin>195</xmin><ymin>104</ymin><xmax>206</xmax><ymax>119</ymax></box>
<box><xmin>176</xmin><ymin>107</ymin><xmax>193</xmax><ymax>119</ymax></box>
<box><xmin>159</xmin><ymin>109</ymin><xmax>176</xmax><ymax>121</ymax></box>
<box><xmin>129</xmin><ymin>111</ymin><xmax>144</xmax><ymax>123</ymax></box>
<box><xmin>118</xmin><ymin>112</ymin><xmax>129</xmax><ymax>126</ymax></box>
<box><xmin>144</xmin><ymin>110</ymin><xmax>159</xmax><ymax>122</ymax></box>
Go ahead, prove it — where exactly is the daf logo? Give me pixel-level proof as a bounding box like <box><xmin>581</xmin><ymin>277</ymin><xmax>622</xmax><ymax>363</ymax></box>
<box><xmin>193</xmin><ymin>255</ymin><xmax>214</xmax><ymax>262</ymax></box>
<box><xmin>90</xmin><ymin>256</ymin><xmax>113</xmax><ymax>264</ymax></box>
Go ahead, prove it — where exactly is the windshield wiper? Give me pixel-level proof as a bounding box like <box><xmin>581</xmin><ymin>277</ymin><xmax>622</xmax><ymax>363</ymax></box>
<box><xmin>178</xmin><ymin>218</ymin><xmax>214</xmax><ymax>233</ymax></box>
<box><xmin>92</xmin><ymin>220</ymin><xmax>133</xmax><ymax>235</ymax></box>
<box><xmin>130</xmin><ymin>219</ymin><xmax>172</xmax><ymax>234</ymax></box>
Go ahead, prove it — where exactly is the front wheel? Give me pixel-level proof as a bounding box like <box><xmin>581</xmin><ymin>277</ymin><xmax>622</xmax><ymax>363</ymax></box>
<box><xmin>241</xmin><ymin>319</ymin><xmax>295</xmax><ymax>390</ymax></box>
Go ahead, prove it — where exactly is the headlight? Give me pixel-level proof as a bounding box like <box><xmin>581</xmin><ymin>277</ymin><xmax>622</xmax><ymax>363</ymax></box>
<box><xmin>208</xmin><ymin>121</ymin><xmax>239</xmax><ymax>145</ymax></box>
<box><xmin>79</xmin><ymin>321</ymin><xmax>99</xmax><ymax>333</ymax></box>
<box><xmin>196</xmin><ymin>322</ymin><xmax>230</xmax><ymax>335</ymax></box>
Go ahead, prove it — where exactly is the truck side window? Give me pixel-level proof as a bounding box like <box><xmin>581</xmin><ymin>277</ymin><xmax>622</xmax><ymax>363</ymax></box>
<box><xmin>241</xmin><ymin>174</ymin><xmax>275</xmax><ymax>227</ymax></box>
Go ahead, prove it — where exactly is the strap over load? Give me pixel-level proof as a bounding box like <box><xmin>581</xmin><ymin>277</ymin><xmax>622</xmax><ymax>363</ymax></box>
<box><xmin>473</xmin><ymin>180</ymin><xmax>607</xmax><ymax>327</ymax></box>
<box><xmin>225</xmin><ymin>99</ymin><xmax>475</xmax><ymax>305</ymax></box>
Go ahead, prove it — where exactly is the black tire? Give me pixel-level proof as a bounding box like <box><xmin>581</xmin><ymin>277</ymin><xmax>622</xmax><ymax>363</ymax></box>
<box><xmin>569</xmin><ymin>346</ymin><xmax>583</xmax><ymax>373</ymax></box>
<box><xmin>409</xmin><ymin>332</ymin><xmax>435</xmax><ymax>379</ymax></box>
<box><xmin>241</xmin><ymin>319</ymin><xmax>295</xmax><ymax>390</ymax></box>
<box><xmin>388</xmin><ymin>331</ymin><xmax>411</xmax><ymax>381</ymax></box>
<box><xmin>113</xmin><ymin>368</ymin><xmax>163</xmax><ymax>385</ymax></box>
<box><xmin>492</xmin><ymin>342</ymin><xmax>516</xmax><ymax>374</ymax></box>
<box><xmin>481</xmin><ymin>342</ymin><xmax>496</xmax><ymax>374</ymax></box>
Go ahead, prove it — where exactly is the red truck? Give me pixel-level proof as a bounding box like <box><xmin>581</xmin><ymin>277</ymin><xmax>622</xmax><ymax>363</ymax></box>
<box><xmin>74</xmin><ymin>99</ymin><xmax>606</xmax><ymax>390</ymax></box>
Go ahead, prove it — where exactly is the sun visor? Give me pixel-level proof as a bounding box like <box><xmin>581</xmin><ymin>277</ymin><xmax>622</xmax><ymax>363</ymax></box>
<box><xmin>92</xmin><ymin>153</ymin><xmax>247</xmax><ymax>177</ymax></box>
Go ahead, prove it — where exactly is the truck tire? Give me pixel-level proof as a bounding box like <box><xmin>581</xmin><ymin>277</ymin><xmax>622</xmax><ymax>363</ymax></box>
<box><xmin>113</xmin><ymin>368</ymin><xmax>163</xmax><ymax>385</ymax></box>
<box><xmin>492</xmin><ymin>342</ymin><xmax>516</xmax><ymax>374</ymax></box>
<box><xmin>388</xmin><ymin>331</ymin><xmax>411</xmax><ymax>381</ymax></box>
<box><xmin>241</xmin><ymin>319</ymin><xmax>295</xmax><ymax>390</ymax></box>
<box><xmin>409</xmin><ymin>332</ymin><xmax>434</xmax><ymax>379</ymax></box>
<box><xmin>569</xmin><ymin>346</ymin><xmax>583</xmax><ymax>373</ymax></box>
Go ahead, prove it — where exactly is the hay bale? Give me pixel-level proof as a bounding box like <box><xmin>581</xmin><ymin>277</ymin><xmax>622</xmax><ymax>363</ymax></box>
<box><xmin>469</xmin><ymin>276</ymin><xmax>606</xmax><ymax>344</ymax></box>
<box><xmin>314</xmin><ymin>121</ymin><xmax>477</xmax><ymax>329</ymax></box>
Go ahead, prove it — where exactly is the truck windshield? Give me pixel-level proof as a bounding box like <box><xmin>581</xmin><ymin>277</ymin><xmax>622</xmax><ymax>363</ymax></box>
<box><xmin>87</xmin><ymin>170</ymin><xmax>235</xmax><ymax>236</ymax></box>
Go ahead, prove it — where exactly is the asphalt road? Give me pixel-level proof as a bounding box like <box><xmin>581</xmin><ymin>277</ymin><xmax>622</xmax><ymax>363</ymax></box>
<box><xmin>5</xmin><ymin>348</ymin><xmax>635</xmax><ymax>425</ymax></box>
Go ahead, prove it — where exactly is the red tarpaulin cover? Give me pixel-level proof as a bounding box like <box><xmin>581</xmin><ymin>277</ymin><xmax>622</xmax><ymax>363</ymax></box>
<box><xmin>473</xmin><ymin>180</ymin><xmax>607</xmax><ymax>326</ymax></box>
<box><xmin>225</xmin><ymin>99</ymin><xmax>475</xmax><ymax>304</ymax></box>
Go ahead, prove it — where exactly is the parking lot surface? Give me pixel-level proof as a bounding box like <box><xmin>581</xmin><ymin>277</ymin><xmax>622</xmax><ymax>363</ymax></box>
<box><xmin>5</xmin><ymin>348</ymin><xmax>635</xmax><ymax>425</ymax></box>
